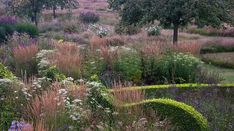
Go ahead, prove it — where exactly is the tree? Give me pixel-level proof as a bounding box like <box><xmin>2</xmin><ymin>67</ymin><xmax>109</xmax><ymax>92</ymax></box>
<box><xmin>45</xmin><ymin>0</ymin><xmax>79</xmax><ymax>19</ymax></box>
<box><xmin>109</xmin><ymin>0</ymin><xmax>233</xmax><ymax>44</ymax></box>
<box><xmin>6</xmin><ymin>0</ymin><xmax>45</xmax><ymax>26</ymax></box>
<box><xmin>6</xmin><ymin>0</ymin><xmax>79</xmax><ymax>25</ymax></box>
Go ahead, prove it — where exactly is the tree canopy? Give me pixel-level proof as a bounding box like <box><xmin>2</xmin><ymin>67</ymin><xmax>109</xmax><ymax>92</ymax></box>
<box><xmin>108</xmin><ymin>0</ymin><xmax>234</xmax><ymax>43</ymax></box>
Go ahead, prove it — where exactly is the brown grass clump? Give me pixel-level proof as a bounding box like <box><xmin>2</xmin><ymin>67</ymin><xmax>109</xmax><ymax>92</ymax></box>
<box><xmin>106</xmin><ymin>35</ymin><xmax>125</xmax><ymax>46</ymax></box>
<box><xmin>174</xmin><ymin>41</ymin><xmax>202</xmax><ymax>55</ymax></box>
<box><xmin>90</xmin><ymin>36</ymin><xmax>107</xmax><ymax>49</ymax></box>
<box><xmin>51</xmin><ymin>43</ymin><xmax>82</xmax><ymax>78</ymax></box>
<box><xmin>100</xmin><ymin>46</ymin><xmax>118</xmax><ymax>69</ymax></box>
<box><xmin>13</xmin><ymin>44</ymin><xmax>39</xmax><ymax>64</ymax></box>
<box><xmin>68</xmin><ymin>82</ymin><xmax>87</xmax><ymax>101</ymax></box>
<box><xmin>140</xmin><ymin>44</ymin><xmax>163</xmax><ymax>57</ymax></box>
<box><xmin>26</xmin><ymin>82</ymin><xmax>65</xmax><ymax>130</ymax></box>
<box><xmin>112</xmin><ymin>81</ymin><xmax>145</xmax><ymax>105</ymax></box>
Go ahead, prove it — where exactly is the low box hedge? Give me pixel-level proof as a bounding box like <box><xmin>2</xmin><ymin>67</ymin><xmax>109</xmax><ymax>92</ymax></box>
<box><xmin>124</xmin><ymin>99</ymin><xmax>208</xmax><ymax>131</ymax></box>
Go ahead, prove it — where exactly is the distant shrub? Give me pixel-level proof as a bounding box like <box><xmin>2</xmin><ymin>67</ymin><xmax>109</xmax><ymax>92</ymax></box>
<box><xmin>188</xmin><ymin>27</ymin><xmax>234</xmax><ymax>37</ymax></box>
<box><xmin>145</xmin><ymin>26</ymin><xmax>161</xmax><ymax>36</ymax></box>
<box><xmin>115</xmin><ymin>24</ymin><xmax>140</xmax><ymax>35</ymax></box>
<box><xmin>80</xmin><ymin>12</ymin><xmax>100</xmax><ymax>23</ymax></box>
<box><xmin>158</xmin><ymin>53</ymin><xmax>202</xmax><ymax>83</ymax></box>
<box><xmin>15</xmin><ymin>23</ymin><xmax>39</xmax><ymax>37</ymax></box>
<box><xmin>125</xmin><ymin>99</ymin><xmax>208</xmax><ymax>131</ymax></box>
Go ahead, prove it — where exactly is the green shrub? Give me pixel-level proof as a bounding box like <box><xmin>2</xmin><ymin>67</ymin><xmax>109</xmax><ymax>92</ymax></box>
<box><xmin>0</xmin><ymin>79</ymin><xmax>26</xmax><ymax>130</ymax></box>
<box><xmin>141</xmin><ymin>56</ymin><xmax>160</xmax><ymax>85</ymax></box>
<box><xmin>0</xmin><ymin>24</ymin><xmax>15</xmax><ymax>42</ymax></box>
<box><xmin>115</xmin><ymin>24</ymin><xmax>140</xmax><ymax>35</ymax></box>
<box><xmin>15</xmin><ymin>23</ymin><xmax>39</xmax><ymax>37</ymax></box>
<box><xmin>0</xmin><ymin>63</ymin><xmax>14</xmax><ymax>79</ymax></box>
<box><xmin>113</xmin><ymin>50</ymin><xmax>142</xmax><ymax>83</ymax></box>
<box><xmin>158</xmin><ymin>53</ymin><xmax>202</xmax><ymax>83</ymax></box>
<box><xmin>42</xmin><ymin>66</ymin><xmax>66</xmax><ymax>81</ymax></box>
<box><xmin>124</xmin><ymin>99</ymin><xmax>208</xmax><ymax>131</ymax></box>
<box><xmin>0</xmin><ymin>26</ymin><xmax>6</xmax><ymax>42</ymax></box>
<box><xmin>80</xmin><ymin>12</ymin><xmax>100</xmax><ymax>23</ymax></box>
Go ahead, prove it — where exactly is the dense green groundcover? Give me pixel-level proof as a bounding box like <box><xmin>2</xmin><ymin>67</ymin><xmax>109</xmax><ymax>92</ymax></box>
<box><xmin>123</xmin><ymin>99</ymin><xmax>208</xmax><ymax>131</ymax></box>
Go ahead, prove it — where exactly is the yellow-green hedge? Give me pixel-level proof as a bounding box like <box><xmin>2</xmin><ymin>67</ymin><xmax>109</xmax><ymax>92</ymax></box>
<box><xmin>124</xmin><ymin>99</ymin><xmax>208</xmax><ymax>131</ymax></box>
<box><xmin>109</xmin><ymin>83</ymin><xmax>234</xmax><ymax>92</ymax></box>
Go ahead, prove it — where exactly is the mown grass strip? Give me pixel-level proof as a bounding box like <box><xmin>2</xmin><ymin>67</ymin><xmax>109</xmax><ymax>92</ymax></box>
<box><xmin>109</xmin><ymin>83</ymin><xmax>234</xmax><ymax>92</ymax></box>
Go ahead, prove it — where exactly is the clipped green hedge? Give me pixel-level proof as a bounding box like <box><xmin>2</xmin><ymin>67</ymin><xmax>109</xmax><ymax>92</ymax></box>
<box><xmin>124</xmin><ymin>99</ymin><xmax>208</xmax><ymax>131</ymax></box>
<box><xmin>109</xmin><ymin>83</ymin><xmax>234</xmax><ymax>92</ymax></box>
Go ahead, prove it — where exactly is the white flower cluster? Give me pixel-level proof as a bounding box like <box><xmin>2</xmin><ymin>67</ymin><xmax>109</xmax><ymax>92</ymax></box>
<box><xmin>88</xmin><ymin>24</ymin><xmax>109</xmax><ymax>37</ymax></box>
<box><xmin>145</xmin><ymin>25</ymin><xmax>161</xmax><ymax>36</ymax></box>
<box><xmin>36</xmin><ymin>50</ymin><xmax>54</xmax><ymax>73</ymax></box>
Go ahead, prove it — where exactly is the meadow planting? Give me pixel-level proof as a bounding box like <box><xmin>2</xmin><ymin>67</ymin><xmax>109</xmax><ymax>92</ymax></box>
<box><xmin>0</xmin><ymin>0</ymin><xmax>234</xmax><ymax>130</ymax></box>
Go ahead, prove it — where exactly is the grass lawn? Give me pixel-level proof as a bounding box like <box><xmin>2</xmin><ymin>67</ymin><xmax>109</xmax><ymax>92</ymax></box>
<box><xmin>204</xmin><ymin>64</ymin><xmax>234</xmax><ymax>83</ymax></box>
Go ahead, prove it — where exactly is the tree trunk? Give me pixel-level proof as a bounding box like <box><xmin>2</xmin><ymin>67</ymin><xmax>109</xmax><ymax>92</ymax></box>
<box><xmin>53</xmin><ymin>6</ymin><xmax>56</xmax><ymax>19</ymax></box>
<box><xmin>173</xmin><ymin>24</ymin><xmax>179</xmax><ymax>44</ymax></box>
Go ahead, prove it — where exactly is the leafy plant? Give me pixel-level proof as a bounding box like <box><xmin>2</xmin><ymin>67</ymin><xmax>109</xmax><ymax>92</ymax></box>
<box><xmin>158</xmin><ymin>53</ymin><xmax>202</xmax><ymax>83</ymax></box>
<box><xmin>113</xmin><ymin>50</ymin><xmax>142</xmax><ymax>84</ymax></box>
<box><xmin>15</xmin><ymin>23</ymin><xmax>39</xmax><ymax>37</ymax></box>
<box><xmin>0</xmin><ymin>63</ymin><xmax>14</xmax><ymax>79</ymax></box>
<box><xmin>80</xmin><ymin>12</ymin><xmax>100</xmax><ymax>23</ymax></box>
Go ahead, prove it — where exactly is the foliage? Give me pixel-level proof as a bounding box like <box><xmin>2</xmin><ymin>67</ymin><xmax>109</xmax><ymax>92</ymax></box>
<box><xmin>15</xmin><ymin>23</ymin><xmax>39</xmax><ymax>37</ymax></box>
<box><xmin>0</xmin><ymin>63</ymin><xmax>14</xmax><ymax>79</ymax></box>
<box><xmin>124</xmin><ymin>99</ymin><xmax>208</xmax><ymax>131</ymax></box>
<box><xmin>45</xmin><ymin>0</ymin><xmax>79</xmax><ymax>18</ymax></box>
<box><xmin>109</xmin><ymin>83</ymin><xmax>234</xmax><ymax>92</ymax></box>
<box><xmin>109</xmin><ymin>0</ymin><xmax>234</xmax><ymax>43</ymax></box>
<box><xmin>42</xmin><ymin>66</ymin><xmax>66</xmax><ymax>81</ymax></box>
<box><xmin>0</xmin><ymin>17</ymin><xmax>17</xmax><ymax>42</ymax></box>
<box><xmin>7</xmin><ymin>0</ymin><xmax>78</xmax><ymax>25</ymax></box>
<box><xmin>113</xmin><ymin>50</ymin><xmax>142</xmax><ymax>84</ymax></box>
<box><xmin>0</xmin><ymin>79</ymin><xmax>26</xmax><ymax>130</ymax></box>
<box><xmin>114</xmin><ymin>23</ymin><xmax>140</xmax><ymax>35</ymax></box>
<box><xmin>158</xmin><ymin>53</ymin><xmax>202</xmax><ymax>83</ymax></box>
<box><xmin>80</xmin><ymin>12</ymin><xmax>100</xmax><ymax>23</ymax></box>
<box><xmin>0</xmin><ymin>27</ymin><xmax>6</xmax><ymax>42</ymax></box>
